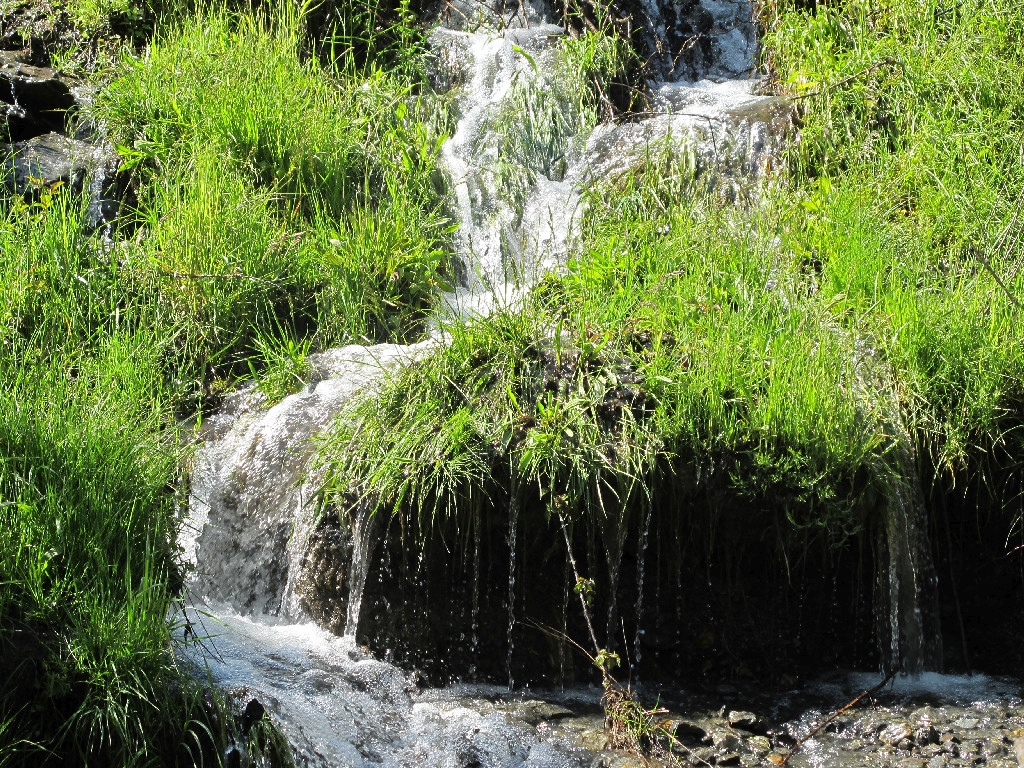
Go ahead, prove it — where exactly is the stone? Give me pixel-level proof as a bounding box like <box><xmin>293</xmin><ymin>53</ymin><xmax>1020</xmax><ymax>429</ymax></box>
<box><xmin>954</xmin><ymin>719</ymin><xmax>982</xmax><ymax>730</ymax></box>
<box><xmin>729</xmin><ymin>711</ymin><xmax>767</xmax><ymax>734</ymax></box>
<box><xmin>2</xmin><ymin>132</ymin><xmax>128</xmax><ymax>229</ymax></box>
<box><xmin>707</xmin><ymin>729</ymin><xmax>741</xmax><ymax>752</ymax></box>
<box><xmin>668</xmin><ymin>718</ymin><xmax>710</xmax><ymax>739</ymax></box>
<box><xmin>0</xmin><ymin>51</ymin><xmax>75</xmax><ymax>111</ymax></box>
<box><xmin>746</xmin><ymin>736</ymin><xmax>772</xmax><ymax>756</ymax></box>
<box><xmin>927</xmin><ymin>757</ymin><xmax>948</xmax><ymax>768</ymax></box>
<box><xmin>605</xmin><ymin>756</ymin><xmax>645</xmax><ymax>768</ymax></box>
<box><xmin>914</xmin><ymin>708</ymin><xmax>942</xmax><ymax>727</ymax></box>
<box><xmin>881</xmin><ymin>723</ymin><xmax>914</xmax><ymax>746</ymax></box>
<box><xmin>916</xmin><ymin>727</ymin><xmax>941</xmax><ymax>746</ymax></box>
<box><xmin>0</xmin><ymin>51</ymin><xmax>77</xmax><ymax>140</ymax></box>
<box><xmin>857</xmin><ymin>715</ymin><xmax>888</xmax><ymax>737</ymax></box>
<box><xmin>4</xmin><ymin>132</ymin><xmax>93</xmax><ymax>192</ymax></box>
<box><xmin>511</xmin><ymin>700</ymin><xmax>574</xmax><ymax>725</ymax></box>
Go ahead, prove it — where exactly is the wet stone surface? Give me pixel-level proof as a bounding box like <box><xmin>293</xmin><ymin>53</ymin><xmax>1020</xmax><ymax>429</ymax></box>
<box><xmin>592</xmin><ymin>673</ymin><xmax>1024</xmax><ymax>768</ymax></box>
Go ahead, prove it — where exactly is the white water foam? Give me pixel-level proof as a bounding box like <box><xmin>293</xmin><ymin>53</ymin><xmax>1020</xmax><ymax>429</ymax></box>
<box><xmin>178</xmin><ymin>609</ymin><xmax>594</xmax><ymax>768</ymax></box>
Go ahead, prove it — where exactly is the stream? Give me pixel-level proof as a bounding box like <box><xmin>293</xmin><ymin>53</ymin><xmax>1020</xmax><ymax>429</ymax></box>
<box><xmin>178</xmin><ymin>0</ymin><xmax>1020</xmax><ymax>765</ymax></box>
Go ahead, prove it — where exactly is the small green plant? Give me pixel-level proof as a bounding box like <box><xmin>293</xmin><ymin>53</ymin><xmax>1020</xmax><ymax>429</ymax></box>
<box><xmin>251</xmin><ymin>324</ymin><xmax>313</xmax><ymax>405</ymax></box>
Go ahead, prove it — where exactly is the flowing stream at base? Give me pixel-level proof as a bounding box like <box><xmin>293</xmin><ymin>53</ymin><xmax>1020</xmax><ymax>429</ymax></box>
<box><xmin>180</xmin><ymin>0</ymin><xmax>967</xmax><ymax>764</ymax></box>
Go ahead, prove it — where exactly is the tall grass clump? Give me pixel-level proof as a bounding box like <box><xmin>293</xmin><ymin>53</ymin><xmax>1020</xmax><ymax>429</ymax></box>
<box><xmin>91</xmin><ymin>5</ymin><xmax>451</xmax><ymax>402</ymax></box>
<box><xmin>0</xmin><ymin>340</ymin><xmax>202</xmax><ymax>765</ymax></box>
<box><xmin>761</xmin><ymin>0</ymin><xmax>1024</xmax><ymax>473</ymax></box>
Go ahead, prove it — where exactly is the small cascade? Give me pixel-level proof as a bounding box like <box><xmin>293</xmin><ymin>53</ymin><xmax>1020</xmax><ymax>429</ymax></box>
<box><xmin>342</xmin><ymin>506</ymin><xmax>381</xmax><ymax>639</ymax></box>
<box><xmin>507</xmin><ymin>497</ymin><xmax>520</xmax><ymax>689</ymax></box>
<box><xmin>876</xmin><ymin>435</ymin><xmax>943</xmax><ymax>675</ymax></box>
<box><xmin>429</xmin><ymin>21</ymin><xmax>588</xmax><ymax>318</ymax></box>
<box><xmin>185</xmin><ymin>343</ymin><xmax>432</xmax><ymax>617</ymax></box>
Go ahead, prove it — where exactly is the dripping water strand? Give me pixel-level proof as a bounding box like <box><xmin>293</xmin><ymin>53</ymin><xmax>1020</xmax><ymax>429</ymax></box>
<box><xmin>632</xmin><ymin>504</ymin><xmax>653</xmax><ymax>679</ymax></box>
<box><xmin>470</xmin><ymin>504</ymin><xmax>482</xmax><ymax>679</ymax></box>
<box><xmin>507</xmin><ymin>496</ymin><xmax>519</xmax><ymax>689</ymax></box>
<box><xmin>344</xmin><ymin>506</ymin><xmax>379</xmax><ymax>639</ymax></box>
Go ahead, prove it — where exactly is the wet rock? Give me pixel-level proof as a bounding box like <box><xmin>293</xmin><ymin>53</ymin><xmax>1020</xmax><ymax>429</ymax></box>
<box><xmin>2</xmin><ymin>132</ymin><xmax>128</xmax><ymax>229</ymax></box>
<box><xmin>917</xmin><ymin>726</ymin><xmax>941</xmax><ymax>746</ymax></box>
<box><xmin>665</xmin><ymin>718</ymin><xmax>709</xmax><ymax>740</ymax></box>
<box><xmin>728</xmin><ymin>710</ymin><xmax>767</xmax><ymax>734</ymax></box>
<box><xmin>603</xmin><ymin>756</ymin><xmax>645</xmax><ymax>768</ymax></box>
<box><xmin>524</xmin><ymin>742</ymin><xmax>579</xmax><ymax>768</ymax></box>
<box><xmin>0</xmin><ymin>52</ymin><xmax>74</xmax><ymax>110</ymax></box>
<box><xmin>982</xmin><ymin>737</ymin><xmax>1009</xmax><ymax>758</ymax></box>
<box><xmin>927</xmin><ymin>756</ymin><xmax>947</xmax><ymax>768</ymax></box>
<box><xmin>705</xmin><ymin>728</ymin><xmax>741</xmax><ymax>752</ymax></box>
<box><xmin>914</xmin><ymin>707</ymin><xmax>942</xmax><ymax>727</ymax></box>
<box><xmin>0</xmin><ymin>51</ymin><xmax>77</xmax><ymax>140</ymax></box>
<box><xmin>689</xmin><ymin>746</ymin><xmax>719</xmax><ymax>764</ymax></box>
<box><xmin>857</xmin><ymin>714</ymin><xmax>889</xmax><ymax>737</ymax></box>
<box><xmin>746</xmin><ymin>736</ymin><xmax>772</xmax><ymax>756</ymax></box>
<box><xmin>511</xmin><ymin>700</ymin><xmax>575</xmax><ymax>725</ymax></box>
<box><xmin>240</xmin><ymin>698</ymin><xmax>267</xmax><ymax>731</ymax></box>
<box><xmin>5</xmin><ymin>132</ymin><xmax>92</xmax><ymax>191</ymax></box>
<box><xmin>881</xmin><ymin>723</ymin><xmax>914</xmax><ymax>746</ymax></box>
<box><xmin>955</xmin><ymin>719</ymin><xmax>983</xmax><ymax>730</ymax></box>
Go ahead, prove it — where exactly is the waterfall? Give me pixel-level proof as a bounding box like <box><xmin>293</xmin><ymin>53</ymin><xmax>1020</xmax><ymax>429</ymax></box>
<box><xmin>180</xmin><ymin>0</ymin><xmax>794</xmax><ymax>761</ymax></box>
<box><xmin>185</xmin><ymin>342</ymin><xmax>433</xmax><ymax>619</ymax></box>
<box><xmin>342</xmin><ymin>505</ymin><xmax>382</xmax><ymax>639</ymax></box>
<box><xmin>876</xmin><ymin>432</ymin><xmax>944</xmax><ymax>675</ymax></box>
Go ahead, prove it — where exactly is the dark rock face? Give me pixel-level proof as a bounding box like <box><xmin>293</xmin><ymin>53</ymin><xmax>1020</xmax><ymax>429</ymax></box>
<box><xmin>0</xmin><ymin>48</ymin><xmax>131</xmax><ymax>231</ymax></box>
<box><xmin>2</xmin><ymin>132</ymin><xmax>131</xmax><ymax>229</ymax></box>
<box><xmin>0</xmin><ymin>50</ymin><xmax>76</xmax><ymax>140</ymax></box>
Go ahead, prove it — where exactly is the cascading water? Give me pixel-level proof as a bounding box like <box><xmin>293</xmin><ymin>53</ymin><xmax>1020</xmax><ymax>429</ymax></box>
<box><xmin>876</xmin><ymin>433</ymin><xmax>944</xmax><ymax>675</ymax></box>
<box><xmin>179</xmin><ymin>0</ymin><xmax>835</xmax><ymax>763</ymax></box>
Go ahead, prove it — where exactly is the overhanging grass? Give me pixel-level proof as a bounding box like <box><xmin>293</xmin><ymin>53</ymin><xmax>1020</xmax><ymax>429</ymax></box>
<box><xmin>318</xmin><ymin>0</ymin><xmax>1024</xmax><ymax>573</ymax></box>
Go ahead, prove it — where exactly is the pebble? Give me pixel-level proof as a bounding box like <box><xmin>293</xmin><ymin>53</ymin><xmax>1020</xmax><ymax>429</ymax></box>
<box><xmin>881</xmin><ymin>722</ymin><xmax>914</xmax><ymax>745</ymax></box>
<box><xmin>728</xmin><ymin>711</ymin><xmax>766</xmax><ymax>733</ymax></box>
<box><xmin>747</xmin><ymin>736</ymin><xmax>772</xmax><ymax>756</ymax></box>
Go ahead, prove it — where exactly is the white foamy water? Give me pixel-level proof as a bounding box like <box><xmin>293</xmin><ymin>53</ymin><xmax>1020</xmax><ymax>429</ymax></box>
<box><xmin>186</xmin><ymin>342</ymin><xmax>435</xmax><ymax>619</ymax></box>
<box><xmin>177</xmin><ymin>609</ymin><xmax>594</xmax><ymax>768</ymax></box>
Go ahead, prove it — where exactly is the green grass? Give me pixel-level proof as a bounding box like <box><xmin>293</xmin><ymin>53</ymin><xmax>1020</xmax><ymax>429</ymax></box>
<box><xmin>0</xmin><ymin>340</ymin><xmax>195</xmax><ymax>765</ymax></box>
<box><xmin>316</xmin><ymin>0</ymin><xmax>1024</xmax><ymax>583</ymax></box>
<box><xmin>0</xmin><ymin>0</ymin><xmax>448</xmax><ymax>761</ymax></box>
<box><xmin>6</xmin><ymin>0</ymin><xmax>1024</xmax><ymax>754</ymax></box>
<box><xmin>89</xmin><ymin>6</ymin><xmax>452</xmax><ymax>401</ymax></box>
